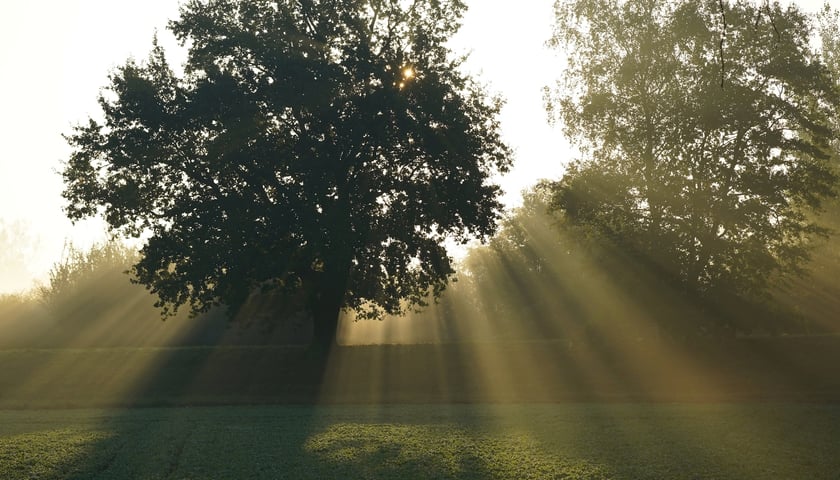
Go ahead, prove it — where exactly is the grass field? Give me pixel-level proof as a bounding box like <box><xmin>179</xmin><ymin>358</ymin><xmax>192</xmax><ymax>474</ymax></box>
<box><xmin>2</xmin><ymin>403</ymin><xmax>839</xmax><ymax>479</ymax></box>
<box><xmin>2</xmin><ymin>341</ymin><xmax>840</xmax><ymax>478</ymax></box>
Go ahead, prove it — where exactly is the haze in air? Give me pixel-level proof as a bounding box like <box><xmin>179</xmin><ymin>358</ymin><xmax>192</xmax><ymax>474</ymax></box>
<box><xmin>0</xmin><ymin>1</ymin><xmax>839</xmax><ymax>479</ymax></box>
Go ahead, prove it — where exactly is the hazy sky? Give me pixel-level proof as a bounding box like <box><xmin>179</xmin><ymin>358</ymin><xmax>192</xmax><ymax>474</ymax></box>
<box><xmin>0</xmin><ymin>0</ymin><xmax>831</xmax><ymax>294</ymax></box>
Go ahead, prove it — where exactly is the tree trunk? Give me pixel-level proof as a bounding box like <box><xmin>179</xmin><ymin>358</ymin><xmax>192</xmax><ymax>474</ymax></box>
<box><xmin>308</xmin><ymin>254</ymin><xmax>352</xmax><ymax>355</ymax></box>
<box><xmin>311</xmin><ymin>291</ymin><xmax>342</xmax><ymax>354</ymax></box>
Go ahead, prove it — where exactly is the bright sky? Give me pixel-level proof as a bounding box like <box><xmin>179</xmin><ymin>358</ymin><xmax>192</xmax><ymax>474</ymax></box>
<box><xmin>0</xmin><ymin>0</ymin><xmax>831</xmax><ymax>294</ymax></box>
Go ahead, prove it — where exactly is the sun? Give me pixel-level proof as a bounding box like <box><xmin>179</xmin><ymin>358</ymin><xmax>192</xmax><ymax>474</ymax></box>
<box><xmin>398</xmin><ymin>66</ymin><xmax>416</xmax><ymax>90</ymax></box>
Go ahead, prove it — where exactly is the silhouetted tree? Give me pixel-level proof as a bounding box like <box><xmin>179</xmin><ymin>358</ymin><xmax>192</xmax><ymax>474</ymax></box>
<box><xmin>546</xmin><ymin>0</ymin><xmax>840</xmax><ymax>334</ymax></box>
<box><xmin>62</xmin><ymin>0</ymin><xmax>511</xmax><ymax>350</ymax></box>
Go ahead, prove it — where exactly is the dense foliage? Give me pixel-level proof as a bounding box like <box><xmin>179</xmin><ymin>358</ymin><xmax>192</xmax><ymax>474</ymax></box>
<box><xmin>62</xmin><ymin>0</ymin><xmax>511</xmax><ymax>348</ymax></box>
<box><xmin>546</xmin><ymin>0</ymin><xmax>840</xmax><ymax>333</ymax></box>
<box><xmin>37</xmin><ymin>241</ymin><xmax>139</xmax><ymax>313</ymax></box>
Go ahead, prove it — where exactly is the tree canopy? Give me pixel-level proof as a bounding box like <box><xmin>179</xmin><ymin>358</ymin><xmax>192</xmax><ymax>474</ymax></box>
<box><xmin>62</xmin><ymin>0</ymin><xmax>511</xmax><ymax>349</ymax></box>
<box><xmin>546</xmin><ymin>0</ymin><xmax>840</xmax><ymax>334</ymax></box>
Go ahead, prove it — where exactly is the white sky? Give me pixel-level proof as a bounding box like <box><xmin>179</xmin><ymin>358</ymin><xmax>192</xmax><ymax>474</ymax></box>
<box><xmin>0</xmin><ymin>0</ymin><xmax>831</xmax><ymax>294</ymax></box>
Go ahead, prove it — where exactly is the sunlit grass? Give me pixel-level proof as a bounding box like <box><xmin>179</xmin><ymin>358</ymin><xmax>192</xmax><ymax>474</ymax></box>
<box><xmin>1</xmin><ymin>404</ymin><xmax>839</xmax><ymax>479</ymax></box>
<box><xmin>304</xmin><ymin>422</ymin><xmax>605</xmax><ymax>479</ymax></box>
<box><xmin>312</xmin><ymin>211</ymin><xmax>833</xmax><ymax>478</ymax></box>
<box><xmin>0</xmin><ymin>428</ymin><xmax>115</xmax><ymax>479</ymax></box>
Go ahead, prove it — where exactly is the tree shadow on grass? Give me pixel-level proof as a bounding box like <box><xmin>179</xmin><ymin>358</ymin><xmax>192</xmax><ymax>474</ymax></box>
<box><xmin>6</xmin><ymin>313</ymin><xmax>840</xmax><ymax>478</ymax></box>
<box><xmin>4</xmin><ymin>405</ymin><xmax>612</xmax><ymax>479</ymax></box>
<box><xmin>6</xmin><ymin>402</ymin><xmax>840</xmax><ymax>479</ymax></box>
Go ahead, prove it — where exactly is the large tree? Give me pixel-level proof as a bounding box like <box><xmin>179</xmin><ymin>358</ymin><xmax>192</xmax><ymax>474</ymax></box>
<box><xmin>547</xmin><ymin>0</ymin><xmax>840</xmax><ymax>334</ymax></box>
<box><xmin>62</xmin><ymin>0</ymin><xmax>511</xmax><ymax>350</ymax></box>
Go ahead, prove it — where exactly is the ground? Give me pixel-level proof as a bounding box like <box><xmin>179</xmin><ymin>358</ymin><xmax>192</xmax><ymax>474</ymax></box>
<box><xmin>2</xmin><ymin>404</ymin><xmax>839</xmax><ymax>479</ymax></box>
<box><xmin>2</xmin><ymin>339</ymin><xmax>840</xmax><ymax>478</ymax></box>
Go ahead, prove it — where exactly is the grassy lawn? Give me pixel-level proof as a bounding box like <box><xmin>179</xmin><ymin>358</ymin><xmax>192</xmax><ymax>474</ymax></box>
<box><xmin>1</xmin><ymin>403</ymin><xmax>839</xmax><ymax>479</ymax></box>
<box><xmin>2</xmin><ymin>342</ymin><xmax>840</xmax><ymax>478</ymax></box>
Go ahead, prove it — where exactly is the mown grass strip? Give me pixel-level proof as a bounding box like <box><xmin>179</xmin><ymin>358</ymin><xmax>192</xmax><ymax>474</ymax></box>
<box><xmin>0</xmin><ymin>404</ymin><xmax>838</xmax><ymax>479</ymax></box>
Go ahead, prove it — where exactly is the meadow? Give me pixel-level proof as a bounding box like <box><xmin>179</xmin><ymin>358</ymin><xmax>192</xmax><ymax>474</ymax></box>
<box><xmin>0</xmin><ymin>340</ymin><xmax>839</xmax><ymax>478</ymax></box>
<box><xmin>2</xmin><ymin>403</ymin><xmax>840</xmax><ymax>479</ymax></box>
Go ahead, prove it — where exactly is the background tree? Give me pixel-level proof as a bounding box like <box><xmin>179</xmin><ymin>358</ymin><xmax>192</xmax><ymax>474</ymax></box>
<box><xmin>62</xmin><ymin>0</ymin><xmax>511</xmax><ymax>350</ymax></box>
<box><xmin>37</xmin><ymin>240</ymin><xmax>140</xmax><ymax>318</ymax></box>
<box><xmin>458</xmin><ymin>185</ymin><xmax>567</xmax><ymax>339</ymax></box>
<box><xmin>0</xmin><ymin>219</ymin><xmax>41</xmax><ymax>294</ymax></box>
<box><xmin>546</xmin><ymin>0</ymin><xmax>840</xmax><ymax>335</ymax></box>
<box><xmin>769</xmin><ymin>3</ymin><xmax>840</xmax><ymax>333</ymax></box>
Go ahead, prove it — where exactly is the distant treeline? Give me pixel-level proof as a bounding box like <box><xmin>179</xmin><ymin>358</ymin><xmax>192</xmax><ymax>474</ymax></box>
<box><xmin>2</xmin><ymin>187</ymin><xmax>838</xmax><ymax>349</ymax></box>
<box><xmin>0</xmin><ymin>242</ymin><xmax>312</xmax><ymax>348</ymax></box>
<box><xmin>344</xmin><ymin>187</ymin><xmax>840</xmax><ymax>345</ymax></box>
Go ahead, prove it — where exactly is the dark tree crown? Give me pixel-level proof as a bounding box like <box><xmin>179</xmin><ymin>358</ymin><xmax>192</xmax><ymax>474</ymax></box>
<box><xmin>63</xmin><ymin>0</ymin><xmax>511</xmax><ymax>330</ymax></box>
